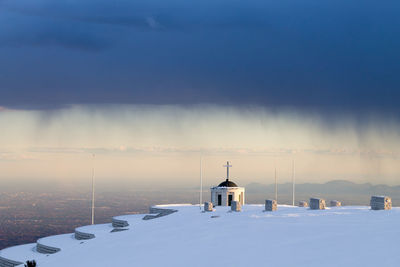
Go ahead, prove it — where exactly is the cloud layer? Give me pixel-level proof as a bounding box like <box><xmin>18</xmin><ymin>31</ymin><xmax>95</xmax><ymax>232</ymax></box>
<box><xmin>0</xmin><ymin>0</ymin><xmax>400</xmax><ymax>113</ymax></box>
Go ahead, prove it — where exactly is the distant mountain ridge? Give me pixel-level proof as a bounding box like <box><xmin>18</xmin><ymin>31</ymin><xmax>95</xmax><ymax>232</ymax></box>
<box><xmin>245</xmin><ymin>180</ymin><xmax>400</xmax><ymax>198</ymax></box>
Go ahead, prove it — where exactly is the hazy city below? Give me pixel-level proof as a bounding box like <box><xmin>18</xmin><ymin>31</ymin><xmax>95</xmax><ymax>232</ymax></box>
<box><xmin>1</xmin><ymin>180</ymin><xmax>399</xmax><ymax>250</ymax></box>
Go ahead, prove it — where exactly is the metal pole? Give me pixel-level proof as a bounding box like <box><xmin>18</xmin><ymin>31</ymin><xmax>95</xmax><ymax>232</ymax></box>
<box><xmin>292</xmin><ymin>159</ymin><xmax>295</xmax><ymax>206</ymax></box>
<box><xmin>200</xmin><ymin>156</ymin><xmax>203</xmax><ymax>210</ymax></box>
<box><xmin>91</xmin><ymin>154</ymin><xmax>95</xmax><ymax>225</ymax></box>
<box><xmin>275</xmin><ymin>167</ymin><xmax>277</xmax><ymax>202</ymax></box>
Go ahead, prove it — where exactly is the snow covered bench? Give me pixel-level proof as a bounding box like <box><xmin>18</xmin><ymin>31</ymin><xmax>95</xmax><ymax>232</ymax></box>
<box><xmin>298</xmin><ymin>201</ymin><xmax>308</xmax><ymax>207</ymax></box>
<box><xmin>310</xmin><ymin>198</ymin><xmax>326</xmax><ymax>210</ymax></box>
<box><xmin>143</xmin><ymin>207</ymin><xmax>178</xmax><ymax>220</ymax></box>
<box><xmin>0</xmin><ymin>243</ymin><xmax>39</xmax><ymax>267</ymax></box>
<box><xmin>231</xmin><ymin>201</ymin><xmax>241</xmax><ymax>212</ymax></box>
<box><xmin>265</xmin><ymin>199</ymin><xmax>277</xmax><ymax>211</ymax></box>
<box><xmin>370</xmin><ymin>196</ymin><xmax>391</xmax><ymax>210</ymax></box>
<box><xmin>204</xmin><ymin>202</ymin><xmax>213</xmax><ymax>212</ymax></box>
<box><xmin>330</xmin><ymin>200</ymin><xmax>342</xmax><ymax>207</ymax></box>
<box><xmin>0</xmin><ymin>256</ymin><xmax>23</xmax><ymax>267</ymax></box>
<box><xmin>112</xmin><ymin>217</ymin><xmax>129</xmax><ymax>228</ymax></box>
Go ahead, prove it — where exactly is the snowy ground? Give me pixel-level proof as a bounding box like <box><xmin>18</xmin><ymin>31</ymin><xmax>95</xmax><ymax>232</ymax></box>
<box><xmin>2</xmin><ymin>204</ymin><xmax>400</xmax><ymax>266</ymax></box>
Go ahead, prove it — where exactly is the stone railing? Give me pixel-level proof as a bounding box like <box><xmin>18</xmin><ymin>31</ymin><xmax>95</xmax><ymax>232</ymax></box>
<box><xmin>36</xmin><ymin>240</ymin><xmax>61</xmax><ymax>254</ymax></box>
<box><xmin>0</xmin><ymin>256</ymin><xmax>23</xmax><ymax>267</ymax></box>
<box><xmin>112</xmin><ymin>217</ymin><xmax>129</xmax><ymax>228</ymax></box>
<box><xmin>74</xmin><ymin>230</ymin><xmax>95</xmax><ymax>240</ymax></box>
<box><xmin>143</xmin><ymin>207</ymin><xmax>178</xmax><ymax>220</ymax></box>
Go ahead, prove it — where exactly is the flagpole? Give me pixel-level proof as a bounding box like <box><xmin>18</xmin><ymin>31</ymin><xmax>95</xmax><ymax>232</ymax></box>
<box><xmin>292</xmin><ymin>159</ymin><xmax>295</xmax><ymax>206</ymax></box>
<box><xmin>200</xmin><ymin>156</ymin><xmax>203</xmax><ymax>210</ymax></box>
<box><xmin>275</xmin><ymin>167</ymin><xmax>277</xmax><ymax>202</ymax></box>
<box><xmin>91</xmin><ymin>154</ymin><xmax>95</xmax><ymax>225</ymax></box>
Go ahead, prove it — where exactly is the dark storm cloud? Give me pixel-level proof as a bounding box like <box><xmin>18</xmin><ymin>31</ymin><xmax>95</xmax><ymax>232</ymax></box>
<box><xmin>2</xmin><ymin>0</ymin><xmax>274</xmax><ymax>31</ymax></box>
<box><xmin>0</xmin><ymin>0</ymin><xmax>400</xmax><ymax>114</ymax></box>
<box><xmin>0</xmin><ymin>27</ymin><xmax>108</xmax><ymax>52</ymax></box>
<box><xmin>4</xmin><ymin>2</ymin><xmax>164</xmax><ymax>30</ymax></box>
<box><xmin>0</xmin><ymin>5</ymin><xmax>110</xmax><ymax>51</ymax></box>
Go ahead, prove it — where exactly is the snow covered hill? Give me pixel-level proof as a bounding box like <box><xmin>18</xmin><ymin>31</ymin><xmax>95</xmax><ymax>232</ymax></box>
<box><xmin>1</xmin><ymin>204</ymin><xmax>400</xmax><ymax>266</ymax></box>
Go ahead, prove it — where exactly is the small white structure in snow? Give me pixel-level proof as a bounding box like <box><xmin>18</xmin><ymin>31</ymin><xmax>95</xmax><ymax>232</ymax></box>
<box><xmin>231</xmin><ymin>201</ymin><xmax>241</xmax><ymax>212</ymax></box>
<box><xmin>370</xmin><ymin>196</ymin><xmax>392</xmax><ymax>210</ymax></box>
<box><xmin>265</xmin><ymin>199</ymin><xmax>277</xmax><ymax>211</ymax></box>
<box><xmin>211</xmin><ymin>161</ymin><xmax>245</xmax><ymax>207</ymax></box>
<box><xmin>298</xmin><ymin>201</ymin><xmax>308</xmax><ymax>207</ymax></box>
<box><xmin>204</xmin><ymin>202</ymin><xmax>213</xmax><ymax>212</ymax></box>
<box><xmin>310</xmin><ymin>198</ymin><xmax>326</xmax><ymax>210</ymax></box>
<box><xmin>330</xmin><ymin>200</ymin><xmax>342</xmax><ymax>207</ymax></box>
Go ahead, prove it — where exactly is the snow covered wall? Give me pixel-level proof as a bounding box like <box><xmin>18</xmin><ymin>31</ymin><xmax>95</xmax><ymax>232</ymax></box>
<box><xmin>1</xmin><ymin>204</ymin><xmax>399</xmax><ymax>267</ymax></box>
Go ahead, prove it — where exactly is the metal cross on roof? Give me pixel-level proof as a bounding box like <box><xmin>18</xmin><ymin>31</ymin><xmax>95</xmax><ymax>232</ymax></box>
<box><xmin>223</xmin><ymin>161</ymin><xmax>232</xmax><ymax>180</ymax></box>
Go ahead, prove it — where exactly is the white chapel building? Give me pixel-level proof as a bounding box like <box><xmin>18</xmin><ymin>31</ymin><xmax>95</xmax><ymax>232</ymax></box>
<box><xmin>211</xmin><ymin>161</ymin><xmax>245</xmax><ymax>206</ymax></box>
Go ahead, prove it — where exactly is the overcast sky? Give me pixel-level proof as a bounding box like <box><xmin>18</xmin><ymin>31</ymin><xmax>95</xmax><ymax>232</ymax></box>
<box><xmin>0</xmin><ymin>0</ymin><xmax>400</xmax><ymax>188</ymax></box>
<box><xmin>1</xmin><ymin>0</ymin><xmax>400</xmax><ymax>113</ymax></box>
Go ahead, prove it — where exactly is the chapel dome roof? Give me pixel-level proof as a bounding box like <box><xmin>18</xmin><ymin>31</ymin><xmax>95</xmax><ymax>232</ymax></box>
<box><xmin>218</xmin><ymin>179</ymin><xmax>238</xmax><ymax>187</ymax></box>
